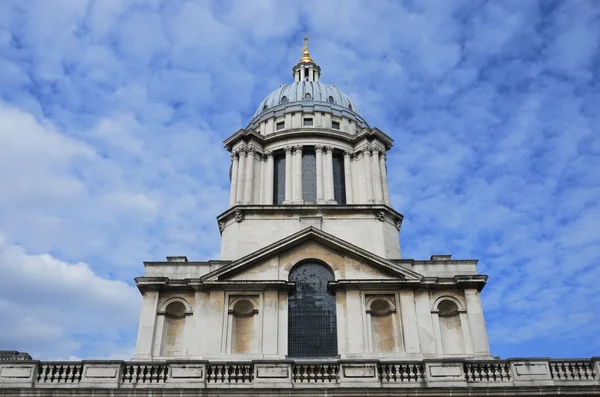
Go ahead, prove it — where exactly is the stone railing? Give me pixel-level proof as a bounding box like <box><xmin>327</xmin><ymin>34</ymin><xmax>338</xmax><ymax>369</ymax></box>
<box><xmin>0</xmin><ymin>358</ymin><xmax>599</xmax><ymax>392</ymax></box>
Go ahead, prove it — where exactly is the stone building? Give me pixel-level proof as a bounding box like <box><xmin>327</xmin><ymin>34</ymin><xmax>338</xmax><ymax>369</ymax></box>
<box><xmin>0</xmin><ymin>38</ymin><xmax>598</xmax><ymax>396</ymax></box>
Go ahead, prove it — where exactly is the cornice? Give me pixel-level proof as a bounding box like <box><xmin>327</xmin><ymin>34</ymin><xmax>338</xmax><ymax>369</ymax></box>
<box><xmin>223</xmin><ymin>127</ymin><xmax>394</xmax><ymax>152</ymax></box>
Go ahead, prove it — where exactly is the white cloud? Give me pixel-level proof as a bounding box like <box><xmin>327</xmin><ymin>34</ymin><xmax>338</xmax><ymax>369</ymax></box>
<box><xmin>0</xmin><ymin>236</ymin><xmax>140</xmax><ymax>359</ymax></box>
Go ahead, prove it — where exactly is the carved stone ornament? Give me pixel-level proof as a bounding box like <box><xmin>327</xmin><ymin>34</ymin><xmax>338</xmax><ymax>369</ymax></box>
<box><xmin>218</xmin><ymin>221</ymin><xmax>225</xmax><ymax>232</ymax></box>
<box><xmin>230</xmin><ymin>153</ymin><xmax>237</xmax><ymax>161</ymax></box>
<box><xmin>284</xmin><ymin>146</ymin><xmax>294</xmax><ymax>153</ymax></box>
<box><xmin>238</xmin><ymin>145</ymin><xmax>248</xmax><ymax>153</ymax></box>
<box><xmin>235</xmin><ymin>209</ymin><xmax>244</xmax><ymax>223</ymax></box>
<box><xmin>395</xmin><ymin>216</ymin><xmax>403</xmax><ymax>230</ymax></box>
<box><xmin>344</xmin><ymin>149</ymin><xmax>353</xmax><ymax>157</ymax></box>
<box><xmin>376</xmin><ymin>211</ymin><xmax>385</xmax><ymax>222</ymax></box>
<box><xmin>246</xmin><ymin>146</ymin><xmax>256</xmax><ymax>154</ymax></box>
<box><xmin>324</xmin><ymin>145</ymin><xmax>334</xmax><ymax>153</ymax></box>
<box><xmin>294</xmin><ymin>145</ymin><xmax>303</xmax><ymax>153</ymax></box>
<box><xmin>314</xmin><ymin>144</ymin><xmax>325</xmax><ymax>152</ymax></box>
<box><xmin>264</xmin><ymin>150</ymin><xmax>274</xmax><ymax>158</ymax></box>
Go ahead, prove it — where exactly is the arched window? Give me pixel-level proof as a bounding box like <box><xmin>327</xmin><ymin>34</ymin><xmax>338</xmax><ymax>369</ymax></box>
<box><xmin>288</xmin><ymin>262</ymin><xmax>337</xmax><ymax>358</ymax></box>
<box><xmin>367</xmin><ymin>298</ymin><xmax>397</xmax><ymax>353</ymax></box>
<box><xmin>160</xmin><ymin>300</ymin><xmax>189</xmax><ymax>357</ymax></box>
<box><xmin>332</xmin><ymin>151</ymin><xmax>346</xmax><ymax>204</ymax></box>
<box><xmin>436</xmin><ymin>299</ymin><xmax>465</xmax><ymax>355</ymax></box>
<box><xmin>229</xmin><ymin>298</ymin><xmax>259</xmax><ymax>354</ymax></box>
<box><xmin>328</xmin><ymin>95</ymin><xmax>335</xmax><ymax>104</ymax></box>
<box><xmin>281</xmin><ymin>96</ymin><xmax>289</xmax><ymax>104</ymax></box>
<box><xmin>304</xmin><ymin>93</ymin><xmax>312</xmax><ymax>100</ymax></box>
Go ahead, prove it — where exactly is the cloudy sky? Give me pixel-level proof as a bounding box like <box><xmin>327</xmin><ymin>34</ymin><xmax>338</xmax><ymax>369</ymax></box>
<box><xmin>0</xmin><ymin>0</ymin><xmax>598</xmax><ymax>360</ymax></box>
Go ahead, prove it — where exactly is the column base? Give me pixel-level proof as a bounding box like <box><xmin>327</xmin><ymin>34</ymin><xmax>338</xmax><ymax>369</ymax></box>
<box><xmin>316</xmin><ymin>199</ymin><xmax>327</xmax><ymax>204</ymax></box>
<box><xmin>292</xmin><ymin>199</ymin><xmax>305</xmax><ymax>204</ymax></box>
<box><xmin>283</xmin><ymin>200</ymin><xmax>294</xmax><ymax>205</ymax></box>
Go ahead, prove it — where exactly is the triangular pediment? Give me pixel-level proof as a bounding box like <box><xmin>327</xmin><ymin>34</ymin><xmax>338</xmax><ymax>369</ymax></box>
<box><xmin>202</xmin><ymin>227</ymin><xmax>423</xmax><ymax>282</ymax></box>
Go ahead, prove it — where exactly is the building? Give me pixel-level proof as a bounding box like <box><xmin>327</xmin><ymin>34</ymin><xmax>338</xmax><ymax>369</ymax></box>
<box><xmin>0</xmin><ymin>38</ymin><xmax>598</xmax><ymax>396</ymax></box>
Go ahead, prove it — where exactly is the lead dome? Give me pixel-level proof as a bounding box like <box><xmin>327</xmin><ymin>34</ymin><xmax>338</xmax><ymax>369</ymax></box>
<box><xmin>254</xmin><ymin>81</ymin><xmax>358</xmax><ymax>118</ymax></box>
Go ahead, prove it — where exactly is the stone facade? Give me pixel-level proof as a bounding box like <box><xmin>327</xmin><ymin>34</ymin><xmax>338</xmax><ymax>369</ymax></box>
<box><xmin>2</xmin><ymin>39</ymin><xmax>597</xmax><ymax>396</ymax></box>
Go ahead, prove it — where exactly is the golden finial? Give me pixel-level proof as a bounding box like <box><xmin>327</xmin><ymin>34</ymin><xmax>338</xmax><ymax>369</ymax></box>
<box><xmin>300</xmin><ymin>36</ymin><xmax>313</xmax><ymax>63</ymax></box>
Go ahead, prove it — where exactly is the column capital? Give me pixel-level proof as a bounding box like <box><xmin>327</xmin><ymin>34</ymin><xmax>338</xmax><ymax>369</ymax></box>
<box><xmin>246</xmin><ymin>146</ymin><xmax>257</xmax><ymax>154</ymax></box>
<box><xmin>314</xmin><ymin>144</ymin><xmax>325</xmax><ymax>152</ymax></box>
<box><xmin>237</xmin><ymin>145</ymin><xmax>248</xmax><ymax>154</ymax></box>
<box><xmin>264</xmin><ymin>150</ymin><xmax>274</xmax><ymax>158</ymax></box>
<box><xmin>324</xmin><ymin>145</ymin><xmax>334</xmax><ymax>153</ymax></box>
<box><xmin>231</xmin><ymin>152</ymin><xmax>238</xmax><ymax>161</ymax></box>
<box><xmin>284</xmin><ymin>145</ymin><xmax>294</xmax><ymax>153</ymax></box>
<box><xmin>293</xmin><ymin>144</ymin><xmax>303</xmax><ymax>153</ymax></box>
<box><xmin>343</xmin><ymin>149</ymin><xmax>353</xmax><ymax>157</ymax></box>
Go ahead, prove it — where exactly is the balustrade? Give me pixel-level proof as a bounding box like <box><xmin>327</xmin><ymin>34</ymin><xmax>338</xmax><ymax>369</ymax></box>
<box><xmin>121</xmin><ymin>363</ymin><xmax>169</xmax><ymax>384</ymax></box>
<box><xmin>36</xmin><ymin>363</ymin><xmax>83</xmax><ymax>384</ymax></box>
<box><xmin>1</xmin><ymin>358</ymin><xmax>599</xmax><ymax>390</ymax></box>
<box><xmin>378</xmin><ymin>362</ymin><xmax>424</xmax><ymax>383</ymax></box>
<box><xmin>464</xmin><ymin>361</ymin><xmax>511</xmax><ymax>382</ymax></box>
<box><xmin>549</xmin><ymin>360</ymin><xmax>596</xmax><ymax>381</ymax></box>
<box><xmin>206</xmin><ymin>363</ymin><xmax>254</xmax><ymax>383</ymax></box>
<box><xmin>292</xmin><ymin>363</ymin><xmax>338</xmax><ymax>383</ymax></box>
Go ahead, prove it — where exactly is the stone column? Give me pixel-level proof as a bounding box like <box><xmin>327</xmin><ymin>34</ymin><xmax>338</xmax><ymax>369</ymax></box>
<box><xmin>244</xmin><ymin>146</ymin><xmax>255</xmax><ymax>204</ymax></box>
<box><xmin>134</xmin><ymin>290</ymin><xmax>160</xmax><ymax>359</ymax></box>
<box><xmin>464</xmin><ymin>289</ymin><xmax>491</xmax><ymax>356</ymax></box>
<box><xmin>309</xmin><ymin>68</ymin><xmax>314</xmax><ymax>81</ymax></box>
<box><xmin>343</xmin><ymin>150</ymin><xmax>353</xmax><ymax>204</ymax></box>
<box><xmin>315</xmin><ymin>145</ymin><xmax>325</xmax><ymax>203</ymax></box>
<box><xmin>265</xmin><ymin>151</ymin><xmax>274</xmax><ymax>205</ymax></box>
<box><xmin>229</xmin><ymin>152</ymin><xmax>239</xmax><ymax>207</ymax></box>
<box><xmin>364</xmin><ymin>147</ymin><xmax>375</xmax><ymax>203</ymax></box>
<box><xmin>293</xmin><ymin>145</ymin><xmax>303</xmax><ymax>203</ymax></box>
<box><xmin>325</xmin><ymin>145</ymin><xmax>335</xmax><ymax>202</ymax></box>
<box><xmin>235</xmin><ymin>146</ymin><xmax>246</xmax><ymax>204</ymax></box>
<box><xmin>284</xmin><ymin>146</ymin><xmax>293</xmax><ymax>204</ymax></box>
<box><xmin>371</xmin><ymin>146</ymin><xmax>384</xmax><ymax>203</ymax></box>
<box><xmin>379</xmin><ymin>151</ymin><xmax>390</xmax><ymax>205</ymax></box>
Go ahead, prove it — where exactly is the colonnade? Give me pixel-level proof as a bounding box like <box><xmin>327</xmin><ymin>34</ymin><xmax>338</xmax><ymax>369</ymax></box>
<box><xmin>229</xmin><ymin>144</ymin><xmax>390</xmax><ymax>207</ymax></box>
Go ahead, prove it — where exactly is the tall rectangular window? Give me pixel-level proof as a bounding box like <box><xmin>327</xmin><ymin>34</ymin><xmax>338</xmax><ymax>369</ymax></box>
<box><xmin>276</xmin><ymin>121</ymin><xmax>285</xmax><ymax>130</ymax></box>
<box><xmin>273</xmin><ymin>153</ymin><xmax>286</xmax><ymax>204</ymax></box>
<box><xmin>332</xmin><ymin>152</ymin><xmax>346</xmax><ymax>204</ymax></box>
<box><xmin>302</xmin><ymin>150</ymin><xmax>316</xmax><ymax>202</ymax></box>
<box><xmin>303</xmin><ymin>118</ymin><xmax>313</xmax><ymax>126</ymax></box>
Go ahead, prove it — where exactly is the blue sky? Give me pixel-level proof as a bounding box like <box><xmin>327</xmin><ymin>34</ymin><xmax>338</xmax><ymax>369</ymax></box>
<box><xmin>0</xmin><ymin>0</ymin><xmax>598</xmax><ymax>360</ymax></box>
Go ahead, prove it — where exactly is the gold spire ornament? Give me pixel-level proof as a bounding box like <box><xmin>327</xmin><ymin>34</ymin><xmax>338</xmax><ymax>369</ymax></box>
<box><xmin>300</xmin><ymin>36</ymin><xmax>313</xmax><ymax>63</ymax></box>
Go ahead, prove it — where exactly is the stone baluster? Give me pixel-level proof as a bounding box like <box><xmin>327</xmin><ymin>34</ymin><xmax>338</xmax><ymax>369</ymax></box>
<box><xmin>379</xmin><ymin>151</ymin><xmax>390</xmax><ymax>205</ymax></box>
<box><xmin>284</xmin><ymin>146</ymin><xmax>293</xmax><ymax>204</ymax></box>
<box><xmin>235</xmin><ymin>146</ymin><xmax>246</xmax><ymax>204</ymax></box>
<box><xmin>244</xmin><ymin>146</ymin><xmax>256</xmax><ymax>203</ymax></box>
<box><xmin>343</xmin><ymin>150</ymin><xmax>353</xmax><ymax>204</ymax></box>
<box><xmin>371</xmin><ymin>145</ymin><xmax>384</xmax><ymax>203</ymax></box>
<box><xmin>293</xmin><ymin>145</ymin><xmax>303</xmax><ymax>203</ymax></box>
<box><xmin>229</xmin><ymin>152</ymin><xmax>239</xmax><ymax>207</ymax></box>
<box><xmin>325</xmin><ymin>145</ymin><xmax>335</xmax><ymax>202</ymax></box>
<box><xmin>315</xmin><ymin>145</ymin><xmax>325</xmax><ymax>203</ymax></box>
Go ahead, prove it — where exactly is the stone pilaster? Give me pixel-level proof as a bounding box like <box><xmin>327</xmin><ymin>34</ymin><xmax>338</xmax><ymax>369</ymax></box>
<box><xmin>465</xmin><ymin>288</ymin><xmax>491</xmax><ymax>356</ymax></box>
<box><xmin>134</xmin><ymin>290</ymin><xmax>160</xmax><ymax>359</ymax></box>
<box><xmin>325</xmin><ymin>145</ymin><xmax>335</xmax><ymax>203</ymax></box>
<box><xmin>315</xmin><ymin>145</ymin><xmax>325</xmax><ymax>204</ymax></box>
<box><xmin>379</xmin><ymin>151</ymin><xmax>390</xmax><ymax>205</ymax></box>
<box><xmin>343</xmin><ymin>150</ymin><xmax>353</xmax><ymax>204</ymax></box>
<box><xmin>293</xmin><ymin>145</ymin><xmax>303</xmax><ymax>203</ymax></box>
<box><xmin>283</xmin><ymin>146</ymin><xmax>293</xmax><ymax>204</ymax></box>
<box><xmin>244</xmin><ymin>146</ymin><xmax>255</xmax><ymax>204</ymax></box>
<box><xmin>229</xmin><ymin>152</ymin><xmax>239</xmax><ymax>207</ymax></box>
<box><xmin>235</xmin><ymin>146</ymin><xmax>246</xmax><ymax>204</ymax></box>
<box><xmin>371</xmin><ymin>146</ymin><xmax>384</xmax><ymax>204</ymax></box>
<box><xmin>363</xmin><ymin>147</ymin><xmax>374</xmax><ymax>203</ymax></box>
<box><xmin>265</xmin><ymin>151</ymin><xmax>274</xmax><ymax>205</ymax></box>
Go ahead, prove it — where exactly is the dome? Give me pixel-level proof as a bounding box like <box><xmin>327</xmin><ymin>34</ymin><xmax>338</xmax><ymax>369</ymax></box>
<box><xmin>254</xmin><ymin>81</ymin><xmax>359</xmax><ymax>118</ymax></box>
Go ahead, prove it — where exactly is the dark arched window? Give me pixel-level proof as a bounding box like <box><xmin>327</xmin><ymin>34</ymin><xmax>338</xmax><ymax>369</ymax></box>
<box><xmin>273</xmin><ymin>152</ymin><xmax>286</xmax><ymax>204</ymax></box>
<box><xmin>332</xmin><ymin>152</ymin><xmax>346</xmax><ymax>204</ymax></box>
<box><xmin>288</xmin><ymin>262</ymin><xmax>338</xmax><ymax>358</ymax></box>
